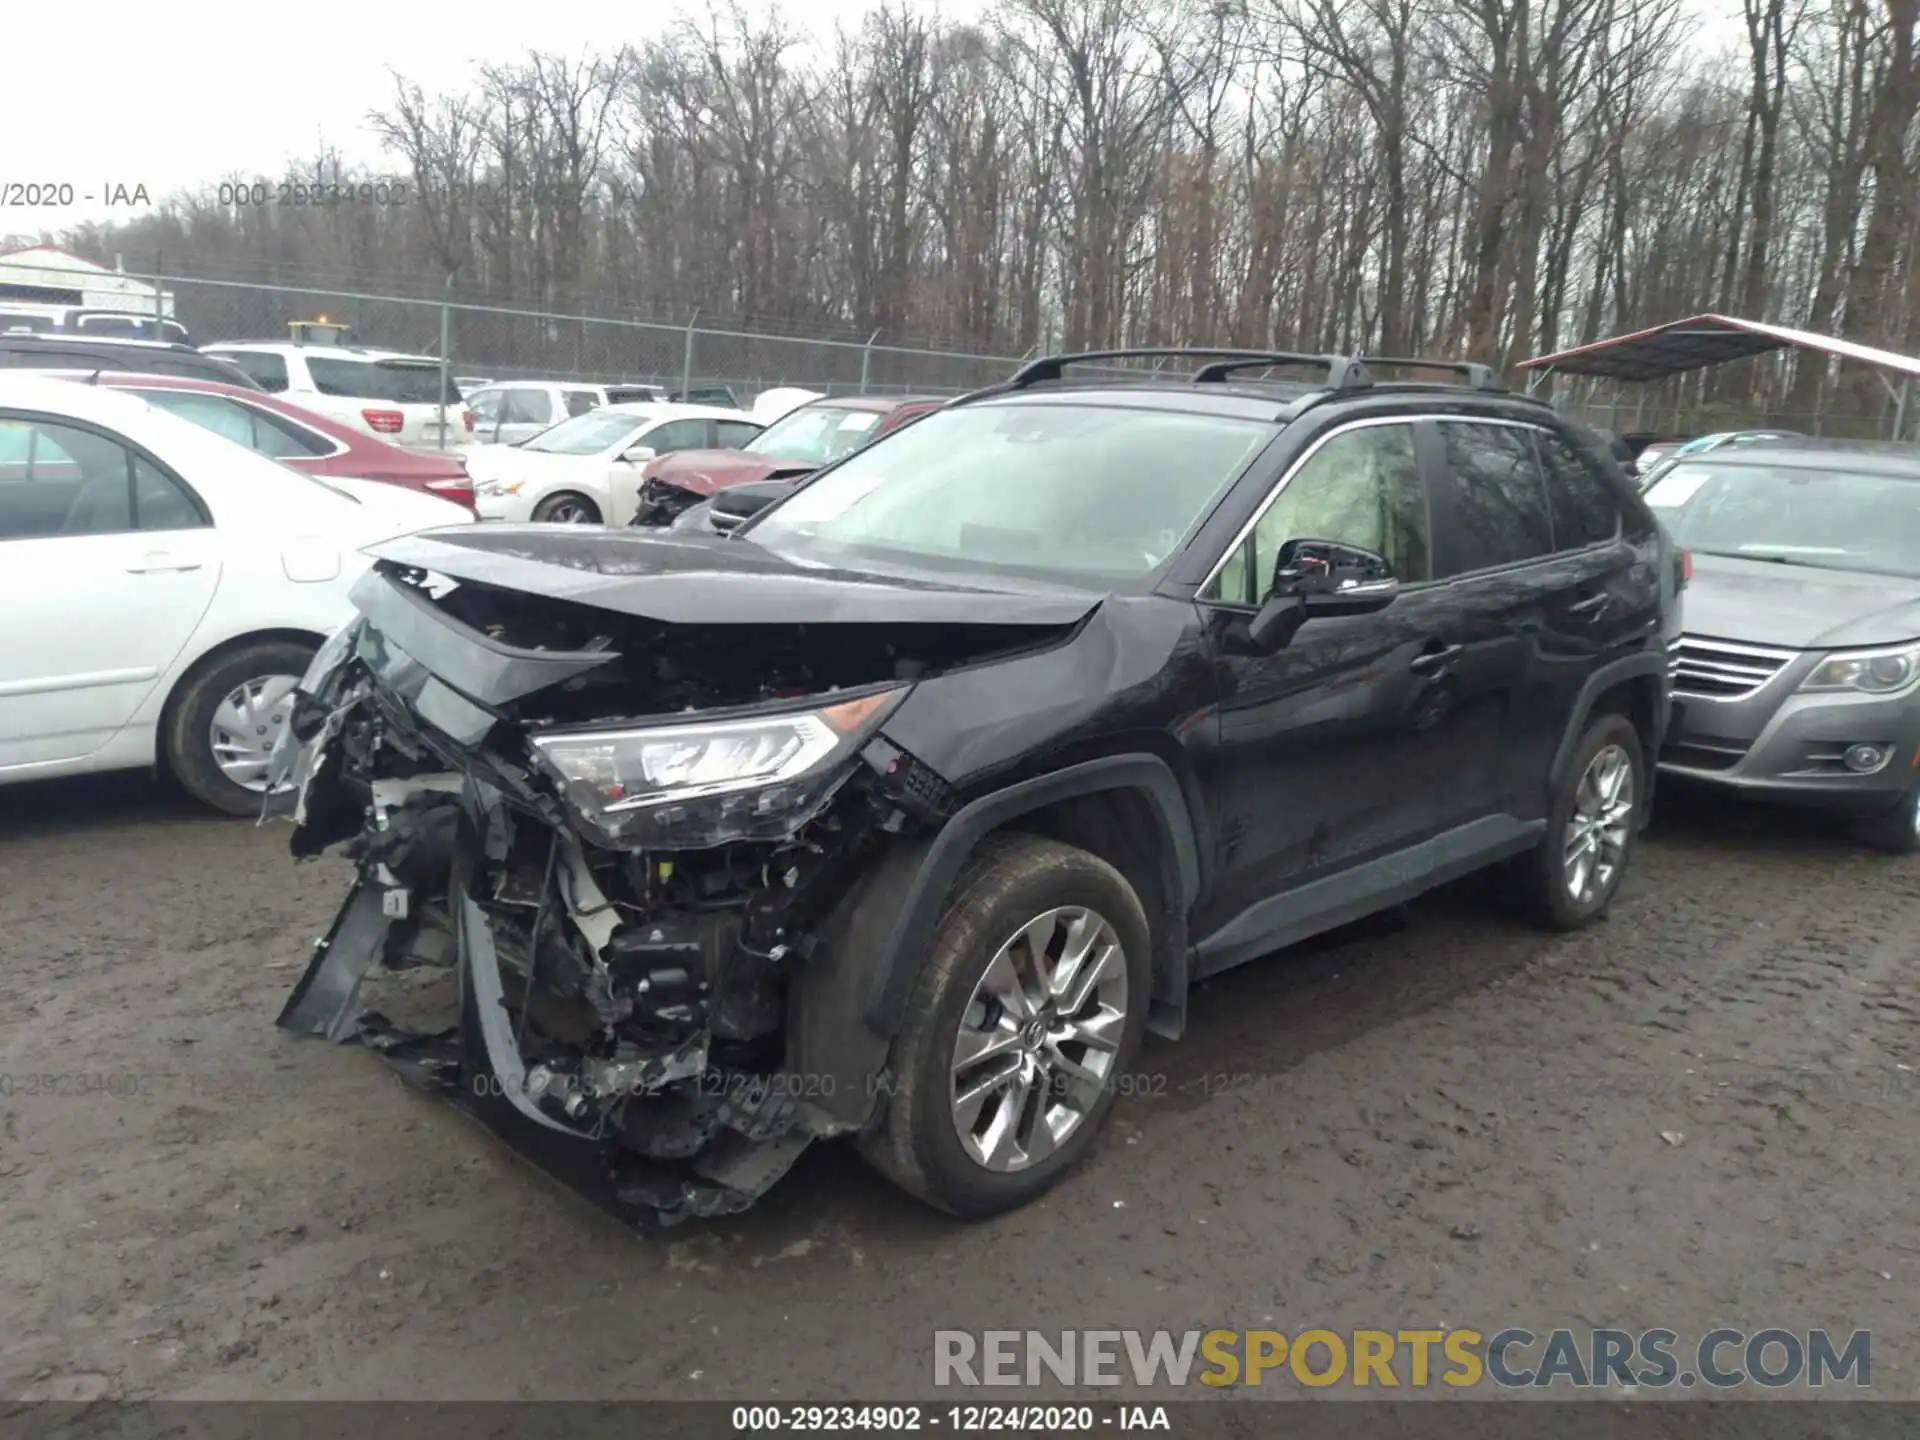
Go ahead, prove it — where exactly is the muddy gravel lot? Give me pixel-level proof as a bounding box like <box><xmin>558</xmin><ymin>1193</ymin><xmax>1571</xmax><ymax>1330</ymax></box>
<box><xmin>2</xmin><ymin>771</ymin><xmax>1917</xmax><ymax>1403</ymax></box>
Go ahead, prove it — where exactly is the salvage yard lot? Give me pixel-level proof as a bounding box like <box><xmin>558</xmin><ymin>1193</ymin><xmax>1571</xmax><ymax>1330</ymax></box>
<box><xmin>2</xmin><ymin>775</ymin><xmax>1917</xmax><ymax>1400</ymax></box>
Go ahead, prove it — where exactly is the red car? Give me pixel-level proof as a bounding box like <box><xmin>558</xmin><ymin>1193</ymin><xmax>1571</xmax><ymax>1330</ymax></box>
<box><xmin>46</xmin><ymin>370</ymin><xmax>478</xmax><ymax>510</ymax></box>
<box><xmin>631</xmin><ymin>394</ymin><xmax>943</xmax><ymax>525</ymax></box>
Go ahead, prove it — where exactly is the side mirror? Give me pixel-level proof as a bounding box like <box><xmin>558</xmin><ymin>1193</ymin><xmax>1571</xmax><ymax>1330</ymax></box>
<box><xmin>1273</xmin><ymin>538</ymin><xmax>1399</xmax><ymax>613</ymax></box>
<box><xmin>621</xmin><ymin>445</ymin><xmax>656</xmax><ymax>463</ymax></box>
<box><xmin>1244</xmin><ymin>539</ymin><xmax>1399</xmax><ymax>653</ymax></box>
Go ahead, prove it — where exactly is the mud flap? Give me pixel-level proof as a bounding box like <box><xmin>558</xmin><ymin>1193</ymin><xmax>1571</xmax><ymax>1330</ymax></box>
<box><xmin>276</xmin><ymin>881</ymin><xmax>390</xmax><ymax>1041</ymax></box>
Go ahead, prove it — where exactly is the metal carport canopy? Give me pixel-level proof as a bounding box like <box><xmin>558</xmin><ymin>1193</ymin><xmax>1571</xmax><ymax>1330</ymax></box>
<box><xmin>1518</xmin><ymin>312</ymin><xmax>1920</xmax><ymax>391</ymax></box>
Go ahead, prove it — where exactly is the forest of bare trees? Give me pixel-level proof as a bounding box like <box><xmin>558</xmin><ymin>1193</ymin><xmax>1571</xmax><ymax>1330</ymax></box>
<box><xmin>41</xmin><ymin>0</ymin><xmax>1920</xmax><ymax>422</ymax></box>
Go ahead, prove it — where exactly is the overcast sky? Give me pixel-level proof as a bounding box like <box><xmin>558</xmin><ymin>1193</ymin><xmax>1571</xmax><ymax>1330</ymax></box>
<box><xmin>2</xmin><ymin>0</ymin><xmax>979</xmax><ymax>236</ymax></box>
<box><xmin>6</xmin><ymin>0</ymin><xmax>1737</xmax><ymax>240</ymax></box>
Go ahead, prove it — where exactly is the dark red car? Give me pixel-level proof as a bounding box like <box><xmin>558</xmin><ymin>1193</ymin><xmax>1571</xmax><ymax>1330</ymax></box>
<box><xmin>631</xmin><ymin>394</ymin><xmax>943</xmax><ymax>525</ymax></box>
<box><xmin>52</xmin><ymin>371</ymin><xmax>478</xmax><ymax>510</ymax></box>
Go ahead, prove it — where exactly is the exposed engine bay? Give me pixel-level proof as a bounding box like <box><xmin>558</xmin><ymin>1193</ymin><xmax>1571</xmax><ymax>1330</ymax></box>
<box><xmin>269</xmin><ymin>555</ymin><xmax>1076</xmax><ymax>1226</ymax></box>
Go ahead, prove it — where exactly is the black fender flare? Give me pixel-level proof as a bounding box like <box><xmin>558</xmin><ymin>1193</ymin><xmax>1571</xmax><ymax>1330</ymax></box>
<box><xmin>861</xmin><ymin>754</ymin><xmax>1202</xmax><ymax>1036</ymax></box>
<box><xmin>1549</xmin><ymin>649</ymin><xmax>1672</xmax><ymax>793</ymax></box>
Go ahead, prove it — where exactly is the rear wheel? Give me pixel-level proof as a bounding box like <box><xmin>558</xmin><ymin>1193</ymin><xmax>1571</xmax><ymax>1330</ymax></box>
<box><xmin>1511</xmin><ymin>711</ymin><xmax>1644</xmax><ymax>929</ymax></box>
<box><xmin>860</xmin><ymin>833</ymin><xmax>1152</xmax><ymax>1217</ymax></box>
<box><xmin>532</xmin><ymin>491</ymin><xmax>602</xmax><ymax>524</ymax></box>
<box><xmin>1852</xmin><ymin>786</ymin><xmax>1920</xmax><ymax>855</ymax></box>
<box><xmin>164</xmin><ymin>639</ymin><xmax>317</xmax><ymax>816</ymax></box>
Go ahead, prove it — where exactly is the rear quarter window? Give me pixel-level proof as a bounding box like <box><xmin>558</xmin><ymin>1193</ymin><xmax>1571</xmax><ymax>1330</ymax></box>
<box><xmin>1532</xmin><ymin>429</ymin><xmax>1624</xmax><ymax>550</ymax></box>
<box><xmin>219</xmin><ymin>350</ymin><xmax>290</xmax><ymax>392</ymax></box>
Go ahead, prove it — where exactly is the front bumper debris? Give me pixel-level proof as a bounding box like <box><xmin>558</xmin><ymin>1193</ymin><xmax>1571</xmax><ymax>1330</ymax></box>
<box><xmin>271</xmin><ymin>688</ymin><xmax>828</xmax><ymax>1223</ymax></box>
<box><xmin>262</xmin><ymin>575</ymin><xmax>958</xmax><ymax>1227</ymax></box>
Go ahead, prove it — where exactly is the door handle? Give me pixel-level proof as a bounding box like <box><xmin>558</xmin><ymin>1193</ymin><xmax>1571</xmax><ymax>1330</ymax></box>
<box><xmin>1566</xmin><ymin>592</ymin><xmax>1610</xmax><ymax>619</ymax></box>
<box><xmin>1410</xmin><ymin>643</ymin><xmax>1464</xmax><ymax>676</ymax></box>
<box><xmin>126</xmin><ymin>553</ymin><xmax>203</xmax><ymax>574</ymax></box>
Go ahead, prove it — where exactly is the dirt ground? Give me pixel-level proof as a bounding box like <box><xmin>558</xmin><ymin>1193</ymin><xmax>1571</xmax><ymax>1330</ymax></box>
<box><xmin>2</xmin><ymin>769</ymin><xmax>1917</xmax><ymax>1402</ymax></box>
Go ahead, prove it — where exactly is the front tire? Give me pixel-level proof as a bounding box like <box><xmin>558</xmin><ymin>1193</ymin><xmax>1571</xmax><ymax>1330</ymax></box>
<box><xmin>164</xmin><ymin>639</ymin><xmax>318</xmax><ymax>816</ymax></box>
<box><xmin>1513</xmin><ymin>711</ymin><xmax>1644</xmax><ymax>929</ymax></box>
<box><xmin>532</xmin><ymin>491</ymin><xmax>602</xmax><ymax>524</ymax></box>
<box><xmin>860</xmin><ymin>833</ymin><xmax>1152</xmax><ymax>1217</ymax></box>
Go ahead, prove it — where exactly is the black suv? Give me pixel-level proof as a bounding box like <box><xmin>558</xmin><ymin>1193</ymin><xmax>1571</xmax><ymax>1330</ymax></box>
<box><xmin>0</xmin><ymin>334</ymin><xmax>263</xmax><ymax>389</ymax></box>
<box><xmin>269</xmin><ymin>348</ymin><xmax>1680</xmax><ymax>1225</ymax></box>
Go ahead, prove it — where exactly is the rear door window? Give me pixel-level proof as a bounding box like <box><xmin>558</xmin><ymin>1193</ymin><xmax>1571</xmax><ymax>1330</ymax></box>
<box><xmin>0</xmin><ymin>416</ymin><xmax>206</xmax><ymax>538</ymax></box>
<box><xmin>1434</xmin><ymin>421</ymin><xmax>1555</xmax><ymax>574</ymax></box>
<box><xmin>499</xmin><ymin>388</ymin><xmax>555</xmax><ymax>425</ymax></box>
<box><xmin>562</xmin><ymin>389</ymin><xmax>600</xmax><ymax>417</ymax></box>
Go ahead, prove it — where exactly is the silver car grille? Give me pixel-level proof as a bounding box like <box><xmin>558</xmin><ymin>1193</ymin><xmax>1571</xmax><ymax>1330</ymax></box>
<box><xmin>1671</xmin><ymin>635</ymin><xmax>1799</xmax><ymax>700</ymax></box>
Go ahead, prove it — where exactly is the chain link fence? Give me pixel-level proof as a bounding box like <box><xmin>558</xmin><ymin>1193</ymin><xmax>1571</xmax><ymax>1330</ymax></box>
<box><xmin>9</xmin><ymin>256</ymin><xmax>1918</xmax><ymax>434</ymax></box>
<box><xmin>0</xmin><ymin>258</ymin><xmax>1030</xmax><ymax>398</ymax></box>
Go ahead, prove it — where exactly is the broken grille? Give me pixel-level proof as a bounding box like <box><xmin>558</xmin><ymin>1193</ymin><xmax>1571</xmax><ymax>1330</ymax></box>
<box><xmin>1671</xmin><ymin>635</ymin><xmax>1799</xmax><ymax>700</ymax></box>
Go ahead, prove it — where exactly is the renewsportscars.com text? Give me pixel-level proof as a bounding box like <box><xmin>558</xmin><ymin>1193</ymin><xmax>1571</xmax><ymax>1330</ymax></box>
<box><xmin>933</xmin><ymin>1327</ymin><xmax>1871</xmax><ymax>1390</ymax></box>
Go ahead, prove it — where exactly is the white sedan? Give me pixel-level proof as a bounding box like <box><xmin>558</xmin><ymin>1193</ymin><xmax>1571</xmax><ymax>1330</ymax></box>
<box><xmin>465</xmin><ymin>402</ymin><xmax>762</xmax><ymax>524</ymax></box>
<box><xmin>0</xmin><ymin>375</ymin><xmax>473</xmax><ymax>815</ymax></box>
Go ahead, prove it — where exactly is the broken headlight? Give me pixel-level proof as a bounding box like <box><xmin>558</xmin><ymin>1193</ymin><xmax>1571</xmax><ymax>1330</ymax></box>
<box><xmin>529</xmin><ymin>687</ymin><xmax>906</xmax><ymax>848</ymax></box>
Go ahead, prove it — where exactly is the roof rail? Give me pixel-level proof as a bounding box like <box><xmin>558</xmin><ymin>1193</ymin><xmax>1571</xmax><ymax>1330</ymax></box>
<box><xmin>1191</xmin><ymin>353</ymin><xmax>1373</xmax><ymax>389</ymax></box>
<box><xmin>1357</xmin><ymin>355</ymin><xmax>1506</xmax><ymax>392</ymax></box>
<box><xmin>1006</xmin><ymin>347</ymin><xmax>1374</xmax><ymax>392</ymax></box>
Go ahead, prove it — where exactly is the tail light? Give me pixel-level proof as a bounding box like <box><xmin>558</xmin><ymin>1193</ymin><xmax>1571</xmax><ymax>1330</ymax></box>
<box><xmin>461</xmin><ymin>408</ymin><xmax>475</xmax><ymax>432</ymax></box>
<box><xmin>1675</xmin><ymin>548</ymin><xmax>1692</xmax><ymax>589</ymax></box>
<box><xmin>361</xmin><ymin>409</ymin><xmax>404</xmax><ymax>435</ymax></box>
<box><xmin>426</xmin><ymin>477</ymin><xmax>477</xmax><ymax>511</ymax></box>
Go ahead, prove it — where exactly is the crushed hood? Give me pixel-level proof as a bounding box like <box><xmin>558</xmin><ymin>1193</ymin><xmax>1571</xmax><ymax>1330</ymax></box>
<box><xmin>1686</xmin><ymin>555</ymin><xmax>1920</xmax><ymax>649</ymax></box>
<box><xmin>362</xmin><ymin>525</ymin><xmax>1104</xmax><ymax>628</ymax></box>
<box><xmin>641</xmin><ymin>449</ymin><xmax>816</xmax><ymax>497</ymax></box>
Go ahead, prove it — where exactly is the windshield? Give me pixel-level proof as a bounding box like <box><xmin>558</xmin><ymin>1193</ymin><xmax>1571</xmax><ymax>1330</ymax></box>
<box><xmin>1646</xmin><ymin>459</ymin><xmax>1920</xmax><ymax>578</ymax></box>
<box><xmin>520</xmin><ymin>409</ymin><xmax>649</xmax><ymax>455</ymax></box>
<box><xmin>748</xmin><ymin>405</ymin><xmax>888</xmax><ymax>465</ymax></box>
<box><xmin>744</xmin><ymin>402</ymin><xmax>1274</xmax><ymax>587</ymax></box>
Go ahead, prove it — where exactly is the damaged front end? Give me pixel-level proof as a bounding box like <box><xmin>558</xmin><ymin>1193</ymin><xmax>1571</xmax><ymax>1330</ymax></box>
<box><xmin>267</xmin><ymin>553</ymin><xmax>1053</xmax><ymax>1226</ymax></box>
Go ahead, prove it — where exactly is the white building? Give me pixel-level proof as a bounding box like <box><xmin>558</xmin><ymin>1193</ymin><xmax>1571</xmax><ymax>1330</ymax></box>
<box><xmin>0</xmin><ymin>245</ymin><xmax>175</xmax><ymax>321</ymax></box>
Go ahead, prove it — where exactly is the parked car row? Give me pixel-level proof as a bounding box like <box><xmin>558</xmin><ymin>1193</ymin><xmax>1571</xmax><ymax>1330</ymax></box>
<box><xmin>633</xmin><ymin>393</ymin><xmax>942</xmax><ymax>527</ymax></box>
<box><xmin>464</xmin><ymin>380</ymin><xmax>670</xmax><ymax>445</ymax></box>
<box><xmin>0</xmin><ymin>374</ymin><xmax>473</xmax><ymax>814</ymax></box>
<box><xmin>1628</xmin><ymin>428</ymin><xmax>1803</xmax><ymax>483</ymax></box>
<box><xmin>0</xmin><ymin>305</ymin><xmax>193</xmax><ymax>345</ymax></box>
<box><xmin>59</xmin><ymin>371</ymin><xmax>477</xmax><ymax>510</ymax></box>
<box><xmin>466</xmin><ymin>402</ymin><xmax>764</xmax><ymax>524</ymax></box>
<box><xmin>203</xmin><ymin>340</ymin><xmax>474</xmax><ymax>452</ymax></box>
